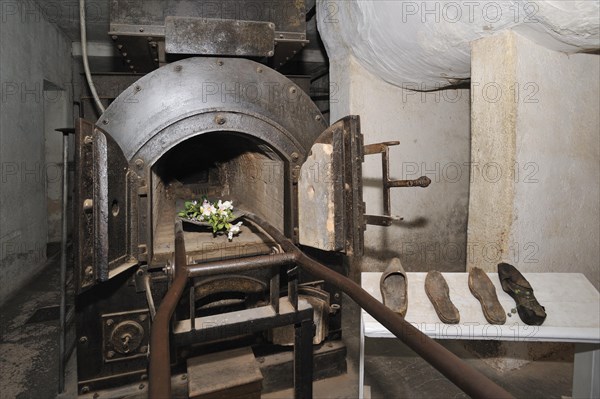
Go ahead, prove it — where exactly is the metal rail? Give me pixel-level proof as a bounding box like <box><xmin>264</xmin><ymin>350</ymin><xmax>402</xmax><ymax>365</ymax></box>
<box><xmin>149</xmin><ymin>215</ymin><xmax>514</xmax><ymax>399</ymax></box>
<box><xmin>243</xmin><ymin>213</ymin><xmax>514</xmax><ymax>399</ymax></box>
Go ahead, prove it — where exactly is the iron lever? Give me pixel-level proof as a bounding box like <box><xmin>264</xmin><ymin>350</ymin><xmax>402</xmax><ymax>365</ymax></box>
<box><xmin>363</xmin><ymin>141</ymin><xmax>431</xmax><ymax>227</ymax></box>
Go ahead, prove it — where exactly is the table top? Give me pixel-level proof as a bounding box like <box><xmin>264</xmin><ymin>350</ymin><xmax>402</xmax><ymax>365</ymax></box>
<box><xmin>361</xmin><ymin>272</ymin><xmax>600</xmax><ymax>343</ymax></box>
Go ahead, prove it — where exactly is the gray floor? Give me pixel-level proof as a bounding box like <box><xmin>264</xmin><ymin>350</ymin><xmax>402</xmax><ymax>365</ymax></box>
<box><xmin>0</xmin><ymin>253</ymin><xmax>575</xmax><ymax>399</ymax></box>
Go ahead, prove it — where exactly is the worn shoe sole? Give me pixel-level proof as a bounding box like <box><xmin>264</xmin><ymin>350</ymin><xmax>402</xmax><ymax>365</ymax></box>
<box><xmin>380</xmin><ymin>258</ymin><xmax>408</xmax><ymax>317</ymax></box>
<box><xmin>498</xmin><ymin>263</ymin><xmax>546</xmax><ymax>326</ymax></box>
<box><xmin>468</xmin><ymin>267</ymin><xmax>506</xmax><ymax>325</ymax></box>
<box><xmin>425</xmin><ymin>271</ymin><xmax>460</xmax><ymax>324</ymax></box>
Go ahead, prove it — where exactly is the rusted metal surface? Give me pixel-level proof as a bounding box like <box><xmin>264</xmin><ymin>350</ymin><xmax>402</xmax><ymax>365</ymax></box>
<box><xmin>244</xmin><ymin>213</ymin><xmax>515</xmax><ymax>399</ymax></box>
<box><xmin>298</xmin><ymin>116</ymin><xmax>364</xmax><ymax>256</ymax></box>
<box><xmin>149</xmin><ymin>222</ymin><xmax>303</xmax><ymax>398</ymax></box>
<box><xmin>75</xmin><ymin>119</ymin><xmax>137</xmax><ymax>291</ymax></box>
<box><xmin>165</xmin><ymin>17</ymin><xmax>275</xmax><ymax>57</ymax></box>
<box><xmin>364</xmin><ymin>141</ymin><xmax>431</xmax><ymax>227</ymax></box>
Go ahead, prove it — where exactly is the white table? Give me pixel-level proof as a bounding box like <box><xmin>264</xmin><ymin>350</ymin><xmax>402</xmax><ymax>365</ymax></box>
<box><xmin>360</xmin><ymin>272</ymin><xmax>600</xmax><ymax>398</ymax></box>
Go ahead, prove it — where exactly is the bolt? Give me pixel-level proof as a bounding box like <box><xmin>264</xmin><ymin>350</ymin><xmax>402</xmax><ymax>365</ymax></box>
<box><xmin>111</xmin><ymin>35</ymin><xmax>118</xmax><ymax>40</ymax></box>
<box><xmin>81</xmin><ymin>386</ymin><xmax>90</xmax><ymax>394</ymax></box>
<box><xmin>117</xmin><ymin>44</ymin><xmax>123</xmax><ymax>50</ymax></box>
<box><xmin>102</xmin><ymin>119</ymin><xmax>109</xmax><ymax>125</ymax></box>
<box><xmin>150</xmin><ymin>42</ymin><xmax>157</xmax><ymax>48</ymax></box>
<box><xmin>137</xmin><ymin>269</ymin><xmax>144</xmax><ymax>276</ymax></box>
<box><xmin>85</xmin><ymin>266</ymin><xmax>93</xmax><ymax>276</ymax></box>
<box><xmin>289</xmin><ymin>86</ymin><xmax>297</xmax><ymax>94</ymax></box>
<box><xmin>134</xmin><ymin>85</ymin><xmax>141</xmax><ymax>92</ymax></box>
<box><xmin>181</xmin><ymin>374</ymin><xmax>188</xmax><ymax>380</ymax></box>
<box><xmin>217</xmin><ymin>60</ymin><xmax>224</xmax><ymax>66</ymax></box>
<box><xmin>139</xmin><ymin>383</ymin><xmax>145</xmax><ymax>390</ymax></box>
<box><xmin>106</xmin><ymin>319</ymin><xmax>114</xmax><ymax>326</ymax></box>
<box><xmin>83</xmin><ymin>199</ymin><xmax>94</xmax><ymax>211</ymax></box>
<box><xmin>315</xmin><ymin>115</ymin><xmax>322</xmax><ymax>121</ymax></box>
<box><xmin>215</xmin><ymin>115</ymin><xmax>226</xmax><ymax>125</ymax></box>
<box><xmin>107</xmin><ymin>351</ymin><xmax>115</xmax><ymax>359</ymax></box>
<box><xmin>291</xmin><ymin>152</ymin><xmax>299</xmax><ymax>161</ymax></box>
<box><xmin>141</xmin><ymin>374</ymin><xmax>148</xmax><ymax>380</ymax></box>
<box><xmin>135</xmin><ymin>159</ymin><xmax>144</xmax><ymax>169</ymax></box>
<box><xmin>140</xmin><ymin>345</ymin><xmax>148</xmax><ymax>353</ymax></box>
<box><xmin>267</xmin><ymin>51</ymin><xmax>274</xmax><ymax>57</ymax></box>
<box><xmin>79</xmin><ymin>336</ymin><xmax>88</xmax><ymax>344</ymax></box>
<box><xmin>122</xmin><ymin>52</ymin><xmax>128</xmax><ymax>57</ymax></box>
<box><xmin>139</xmin><ymin>27</ymin><xmax>145</xmax><ymax>32</ymax></box>
<box><xmin>334</xmin><ymin>293</ymin><xmax>341</xmax><ymax>300</ymax></box>
<box><xmin>139</xmin><ymin>314</ymin><xmax>148</xmax><ymax>322</ymax></box>
<box><xmin>130</xmin><ymin>65</ymin><xmax>135</xmax><ymax>70</ymax></box>
<box><xmin>84</xmin><ymin>135</ymin><xmax>93</xmax><ymax>145</ymax></box>
<box><xmin>257</xmin><ymin>67</ymin><xmax>263</xmax><ymax>73</ymax></box>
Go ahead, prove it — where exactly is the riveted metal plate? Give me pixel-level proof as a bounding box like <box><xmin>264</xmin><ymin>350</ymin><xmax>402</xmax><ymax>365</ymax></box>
<box><xmin>165</xmin><ymin>17</ymin><xmax>275</xmax><ymax>56</ymax></box>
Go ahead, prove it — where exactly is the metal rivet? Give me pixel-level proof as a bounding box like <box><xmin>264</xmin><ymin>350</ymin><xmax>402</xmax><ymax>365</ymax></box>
<box><xmin>291</xmin><ymin>152</ymin><xmax>299</xmax><ymax>161</ymax></box>
<box><xmin>111</xmin><ymin>35</ymin><xmax>118</xmax><ymax>40</ymax></box>
<box><xmin>129</xmin><ymin>65</ymin><xmax>135</xmax><ymax>70</ymax></box>
<box><xmin>289</xmin><ymin>86</ymin><xmax>296</xmax><ymax>94</ymax></box>
<box><xmin>257</xmin><ymin>67</ymin><xmax>263</xmax><ymax>73</ymax></box>
<box><xmin>81</xmin><ymin>386</ymin><xmax>90</xmax><ymax>394</ymax></box>
<box><xmin>79</xmin><ymin>336</ymin><xmax>88</xmax><ymax>344</ymax></box>
<box><xmin>267</xmin><ymin>51</ymin><xmax>274</xmax><ymax>57</ymax></box>
<box><xmin>139</xmin><ymin>345</ymin><xmax>148</xmax><ymax>353</ymax></box>
<box><xmin>181</xmin><ymin>374</ymin><xmax>188</xmax><ymax>380</ymax></box>
<box><xmin>215</xmin><ymin>115</ymin><xmax>226</xmax><ymax>125</ymax></box>
<box><xmin>139</xmin><ymin>314</ymin><xmax>147</xmax><ymax>322</ymax></box>
<box><xmin>315</xmin><ymin>115</ymin><xmax>322</xmax><ymax>121</ymax></box>
<box><xmin>117</xmin><ymin>44</ymin><xmax>123</xmax><ymax>50</ymax></box>
<box><xmin>134</xmin><ymin>85</ymin><xmax>141</xmax><ymax>92</ymax></box>
<box><xmin>139</xmin><ymin>28</ymin><xmax>144</xmax><ymax>32</ymax></box>
<box><xmin>175</xmin><ymin>65</ymin><xmax>182</xmax><ymax>72</ymax></box>
<box><xmin>102</xmin><ymin>119</ymin><xmax>109</xmax><ymax>125</ymax></box>
<box><xmin>217</xmin><ymin>60</ymin><xmax>224</xmax><ymax>66</ymax></box>
<box><xmin>107</xmin><ymin>351</ymin><xmax>115</xmax><ymax>359</ymax></box>
<box><xmin>122</xmin><ymin>52</ymin><xmax>128</xmax><ymax>57</ymax></box>
<box><xmin>85</xmin><ymin>266</ymin><xmax>93</xmax><ymax>276</ymax></box>
<box><xmin>139</xmin><ymin>383</ymin><xmax>145</xmax><ymax>390</ymax></box>
<box><xmin>84</xmin><ymin>135</ymin><xmax>93</xmax><ymax>145</ymax></box>
<box><xmin>141</xmin><ymin>374</ymin><xmax>148</xmax><ymax>381</ymax></box>
<box><xmin>106</xmin><ymin>319</ymin><xmax>114</xmax><ymax>326</ymax></box>
<box><xmin>83</xmin><ymin>199</ymin><xmax>94</xmax><ymax>211</ymax></box>
<box><xmin>135</xmin><ymin>159</ymin><xmax>144</xmax><ymax>169</ymax></box>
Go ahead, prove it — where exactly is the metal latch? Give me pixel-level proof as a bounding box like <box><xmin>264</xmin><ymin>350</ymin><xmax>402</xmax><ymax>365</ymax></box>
<box><xmin>363</xmin><ymin>141</ymin><xmax>431</xmax><ymax>226</ymax></box>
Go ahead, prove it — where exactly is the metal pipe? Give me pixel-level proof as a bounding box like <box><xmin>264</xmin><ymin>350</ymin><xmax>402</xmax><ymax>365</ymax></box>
<box><xmin>187</xmin><ymin>253</ymin><xmax>297</xmax><ymax>278</ymax></box>
<box><xmin>79</xmin><ymin>0</ymin><xmax>105</xmax><ymax>114</ymax></box>
<box><xmin>243</xmin><ymin>213</ymin><xmax>514</xmax><ymax>399</ymax></box>
<box><xmin>57</xmin><ymin>129</ymin><xmax>70</xmax><ymax>393</ymax></box>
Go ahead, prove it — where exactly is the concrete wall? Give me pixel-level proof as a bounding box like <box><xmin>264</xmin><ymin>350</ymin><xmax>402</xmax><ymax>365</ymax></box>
<box><xmin>468</xmin><ymin>31</ymin><xmax>600</xmax><ymax>290</ymax></box>
<box><xmin>0</xmin><ymin>0</ymin><xmax>72</xmax><ymax>305</ymax></box>
<box><xmin>328</xmin><ymin>55</ymin><xmax>472</xmax><ymax>274</ymax></box>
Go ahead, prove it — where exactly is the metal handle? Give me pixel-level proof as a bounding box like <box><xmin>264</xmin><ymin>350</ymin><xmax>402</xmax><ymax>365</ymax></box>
<box><xmin>363</xmin><ymin>141</ymin><xmax>431</xmax><ymax>226</ymax></box>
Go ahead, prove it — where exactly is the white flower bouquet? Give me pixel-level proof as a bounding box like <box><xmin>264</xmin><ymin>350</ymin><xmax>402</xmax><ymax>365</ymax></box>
<box><xmin>178</xmin><ymin>198</ymin><xmax>243</xmax><ymax>240</ymax></box>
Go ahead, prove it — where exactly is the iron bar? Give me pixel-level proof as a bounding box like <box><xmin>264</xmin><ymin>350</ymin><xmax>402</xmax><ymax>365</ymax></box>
<box><xmin>243</xmin><ymin>213</ymin><xmax>515</xmax><ymax>399</ymax></box>
<box><xmin>56</xmin><ymin>128</ymin><xmax>73</xmax><ymax>394</ymax></box>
